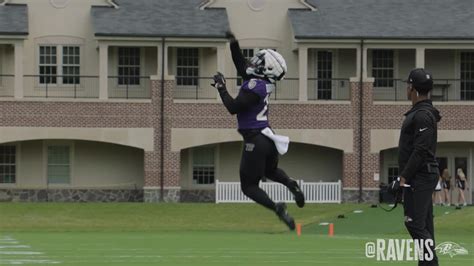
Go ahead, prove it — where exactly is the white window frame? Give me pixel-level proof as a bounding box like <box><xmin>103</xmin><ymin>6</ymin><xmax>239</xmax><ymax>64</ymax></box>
<box><xmin>0</xmin><ymin>144</ymin><xmax>17</xmax><ymax>185</ymax></box>
<box><xmin>459</xmin><ymin>51</ymin><xmax>474</xmax><ymax>100</ymax></box>
<box><xmin>44</xmin><ymin>141</ymin><xmax>74</xmax><ymax>186</ymax></box>
<box><xmin>38</xmin><ymin>45</ymin><xmax>58</xmax><ymax>85</ymax></box>
<box><xmin>314</xmin><ymin>50</ymin><xmax>336</xmax><ymax>100</ymax></box>
<box><xmin>117</xmin><ymin>47</ymin><xmax>142</xmax><ymax>86</ymax></box>
<box><xmin>62</xmin><ymin>46</ymin><xmax>81</xmax><ymax>85</ymax></box>
<box><xmin>310</xmin><ymin>49</ymin><xmax>339</xmax><ymax>100</ymax></box>
<box><xmin>372</xmin><ymin>49</ymin><xmax>396</xmax><ymax>88</ymax></box>
<box><xmin>176</xmin><ymin>47</ymin><xmax>199</xmax><ymax>87</ymax></box>
<box><xmin>38</xmin><ymin>44</ymin><xmax>81</xmax><ymax>87</ymax></box>
<box><xmin>191</xmin><ymin>146</ymin><xmax>216</xmax><ymax>186</ymax></box>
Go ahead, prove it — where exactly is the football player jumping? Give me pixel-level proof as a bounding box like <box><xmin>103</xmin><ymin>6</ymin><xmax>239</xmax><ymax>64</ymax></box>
<box><xmin>211</xmin><ymin>31</ymin><xmax>305</xmax><ymax>230</ymax></box>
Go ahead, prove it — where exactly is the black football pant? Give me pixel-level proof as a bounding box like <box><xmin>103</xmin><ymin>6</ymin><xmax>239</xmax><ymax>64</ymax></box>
<box><xmin>403</xmin><ymin>187</ymin><xmax>439</xmax><ymax>266</ymax></box>
<box><xmin>240</xmin><ymin>133</ymin><xmax>293</xmax><ymax>211</ymax></box>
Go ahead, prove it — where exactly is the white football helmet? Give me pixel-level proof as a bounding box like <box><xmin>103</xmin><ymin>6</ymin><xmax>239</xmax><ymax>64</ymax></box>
<box><xmin>246</xmin><ymin>49</ymin><xmax>287</xmax><ymax>83</ymax></box>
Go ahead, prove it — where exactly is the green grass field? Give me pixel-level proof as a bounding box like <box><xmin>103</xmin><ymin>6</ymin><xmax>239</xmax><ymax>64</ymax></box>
<box><xmin>0</xmin><ymin>203</ymin><xmax>472</xmax><ymax>265</ymax></box>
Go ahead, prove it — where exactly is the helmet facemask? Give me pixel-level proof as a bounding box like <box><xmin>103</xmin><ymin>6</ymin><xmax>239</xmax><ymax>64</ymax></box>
<box><xmin>245</xmin><ymin>49</ymin><xmax>287</xmax><ymax>84</ymax></box>
<box><xmin>245</xmin><ymin>51</ymin><xmax>266</xmax><ymax>78</ymax></box>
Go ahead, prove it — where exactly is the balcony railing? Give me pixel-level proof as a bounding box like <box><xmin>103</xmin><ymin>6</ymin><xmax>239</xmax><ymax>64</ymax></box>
<box><xmin>373</xmin><ymin>79</ymin><xmax>474</xmax><ymax>101</ymax></box>
<box><xmin>23</xmin><ymin>75</ymin><xmax>99</xmax><ymax>98</ymax></box>
<box><xmin>108</xmin><ymin>76</ymin><xmax>151</xmax><ymax>99</ymax></box>
<box><xmin>307</xmin><ymin>78</ymin><xmax>351</xmax><ymax>100</ymax></box>
<box><xmin>0</xmin><ymin>74</ymin><xmax>14</xmax><ymax>97</ymax></box>
<box><xmin>5</xmin><ymin>75</ymin><xmax>471</xmax><ymax>102</ymax></box>
<box><xmin>273</xmin><ymin>78</ymin><xmax>299</xmax><ymax>100</ymax></box>
<box><xmin>174</xmin><ymin>77</ymin><xmax>299</xmax><ymax>100</ymax></box>
<box><xmin>174</xmin><ymin>77</ymin><xmax>216</xmax><ymax>100</ymax></box>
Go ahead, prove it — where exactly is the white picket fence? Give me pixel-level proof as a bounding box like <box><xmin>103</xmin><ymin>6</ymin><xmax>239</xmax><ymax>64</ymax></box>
<box><xmin>215</xmin><ymin>180</ymin><xmax>342</xmax><ymax>204</ymax></box>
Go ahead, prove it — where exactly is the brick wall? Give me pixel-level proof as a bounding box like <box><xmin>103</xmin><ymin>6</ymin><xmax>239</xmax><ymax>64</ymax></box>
<box><xmin>162</xmin><ymin>79</ymin><xmax>474</xmax><ymax>198</ymax></box>
<box><xmin>1</xmin><ymin>78</ymin><xmax>472</xmax><ymax>202</ymax></box>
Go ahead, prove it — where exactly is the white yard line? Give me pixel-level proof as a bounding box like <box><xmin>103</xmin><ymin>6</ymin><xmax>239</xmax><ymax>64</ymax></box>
<box><xmin>0</xmin><ymin>260</ymin><xmax>61</xmax><ymax>265</ymax></box>
<box><xmin>0</xmin><ymin>241</ymin><xmax>19</xmax><ymax>244</ymax></box>
<box><xmin>0</xmin><ymin>251</ymin><xmax>43</xmax><ymax>255</ymax></box>
<box><xmin>0</xmin><ymin>246</ymin><xmax>30</xmax><ymax>249</ymax></box>
<box><xmin>0</xmin><ymin>236</ymin><xmax>61</xmax><ymax>265</ymax></box>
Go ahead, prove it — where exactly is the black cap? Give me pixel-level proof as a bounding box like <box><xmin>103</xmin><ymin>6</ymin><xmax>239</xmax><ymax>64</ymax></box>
<box><xmin>407</xmin><ymin>68</ymin><xmax>433</xmax><ymax>92</ymax></box>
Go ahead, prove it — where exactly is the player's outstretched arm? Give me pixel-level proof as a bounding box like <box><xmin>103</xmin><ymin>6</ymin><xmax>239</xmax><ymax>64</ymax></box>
<box><xmin>226</xmin><ymin>31</ymin><xmax>251</xmax><ymax>81</ymax></box>
<box><xmin>212</xmin><ymin>72</ymin><xmax>259</xmax><ymax>115</ymax></box>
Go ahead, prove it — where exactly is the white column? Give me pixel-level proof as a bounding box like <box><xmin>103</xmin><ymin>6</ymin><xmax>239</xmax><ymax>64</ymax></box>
<box><xmin>99</xmin><ymin>43</ymin><xmax>108</xmax><ymax>100</ymax></box>
<box><xmin>416</xmin><ymin>47</ymin><xmax>425</xmax><ymax>68</ymax></box>
<box><xmin>355</xmin><ymin>46</ymin><xmax>361</xmax><ymax>79</ymax></box>
<box><xmin>298</xmin><ymin>47</ymin><xmax>308</xmax><ymax>101</ymax></box>
<box><xmin>157</xmin><ymin>43</ymin><xmax>169</xmax><ymax>78</ymax></box>
<box><xmin>362</xmin><ymin>47</ymin><xmax>368</xmax><ymax>79</ymax></box>
<box><xmin>216</xmin><ymin>44</ymin><xmax>226</xmax><ymax>100</ymax></box>
<box><xmin>157</xmin><ymin>44</ymin><xmax>162</xmax><ymax>78</ymax></box>
<box><xmin>14</xmin><ymin>42</ymin><xmax>24</xmax><ymax>99</ymax></box>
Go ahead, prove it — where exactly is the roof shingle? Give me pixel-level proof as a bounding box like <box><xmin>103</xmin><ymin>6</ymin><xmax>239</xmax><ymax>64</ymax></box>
<box><xmin>91</xmin><ymin>0</ymin><xmax>229</xmax><ymax>38</ymax></box>
<box><xmin>0</xmin><ymin>4</ymin><xmax>28</xmax><ymax>36</ymax></box>
<box><xmin>289</xmin><ymin>0</ymin><xmax>474</xmax><ymax>39</ymax></box>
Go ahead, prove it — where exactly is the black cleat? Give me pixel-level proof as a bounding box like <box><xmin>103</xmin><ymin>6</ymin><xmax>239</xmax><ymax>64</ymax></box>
<box><xmin>289</xmin><ymin>180</ymin><xmax>305</xmax><ymax>208</ymax></box>
<box><xmin>275</xmin><ymin>202</ymin><xmax>295</xmax><ymax>230</ymax></box>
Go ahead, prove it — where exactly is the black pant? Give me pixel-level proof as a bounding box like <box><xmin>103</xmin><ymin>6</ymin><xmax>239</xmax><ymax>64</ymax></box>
<box><xmin>239</xmin><ymin>133</ymin><xmax>292</xmax><ymax>211</ymax></box>
<box><xmin>403</xmin><ymin>186</ymin><xmax>439</xmax><ymax>266</ymax></box>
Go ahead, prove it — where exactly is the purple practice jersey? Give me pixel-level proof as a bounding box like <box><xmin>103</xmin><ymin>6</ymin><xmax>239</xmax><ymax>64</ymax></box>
<box><xmin>237</xmin><ymin>79</ymin><xmax>274</xmax><ymax>129</ymax></box>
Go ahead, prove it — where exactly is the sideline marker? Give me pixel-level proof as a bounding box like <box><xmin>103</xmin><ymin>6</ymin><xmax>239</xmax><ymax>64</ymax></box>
<box><xmin>328</xmin><ymin>223</ymin><xmax>334</xmax><ymax>237</ymax></box>
<box><xmin>296</xmin><ymin>223</ymin><xmax>302</xmax><ymax>236</ymax></box>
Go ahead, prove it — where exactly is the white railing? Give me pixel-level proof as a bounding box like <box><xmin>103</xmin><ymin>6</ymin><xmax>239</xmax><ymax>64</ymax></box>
<box><xmin>215</xmin><ymin>180</ymin><xmax>342</xmax><ymax>204</ymax></box>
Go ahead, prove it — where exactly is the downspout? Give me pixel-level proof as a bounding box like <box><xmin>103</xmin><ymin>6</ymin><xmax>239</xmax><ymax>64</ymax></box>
<box><xmin>358</xmin><ymin>39</ymin><xmax>364</xmax><ymax>203</ymax></box>
<box><xmin>160</xmin><ymin>37</ymin><xmax>166</xmax><ymax>202</ymax></box>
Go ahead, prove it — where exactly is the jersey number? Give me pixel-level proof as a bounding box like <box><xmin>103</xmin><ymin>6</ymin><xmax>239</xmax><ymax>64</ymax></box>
<box><xmin>256</xmin><ymin>95</ymin><xmax>269</xmax><ymax>121</ymax></box>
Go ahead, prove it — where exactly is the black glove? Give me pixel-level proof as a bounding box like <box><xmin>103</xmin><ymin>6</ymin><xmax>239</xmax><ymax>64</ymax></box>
<box><xmin>387</xmin><ymin>177</ymin><xmax>403</xmax><ymax>203</ymax></box>
<box><xmin>212</xmin><ymin>72</ymin><xmax>226</xmax><ymax>91</ymax></box>
<box><xmin>225</xmin><ymin>30</ymin><xmax>236</xmax><ymax>43</ymax></box>
<box><xmin>387</xmin><ymin>177</ymin><xmax>400</xmax><ymax>194</ymax></box>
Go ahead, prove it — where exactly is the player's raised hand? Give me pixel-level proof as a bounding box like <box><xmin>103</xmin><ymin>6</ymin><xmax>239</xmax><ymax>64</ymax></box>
<box><xmin>212</xmin><ymin>72</ymin><xmax>226</xmax><ymax>91</ymax></box>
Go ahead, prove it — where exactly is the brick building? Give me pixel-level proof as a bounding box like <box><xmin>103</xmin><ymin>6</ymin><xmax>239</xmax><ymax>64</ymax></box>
<box><xmin>0</xmin><ymin>0</ymin><xmax>473</xmax><ymax>203</ymax></box>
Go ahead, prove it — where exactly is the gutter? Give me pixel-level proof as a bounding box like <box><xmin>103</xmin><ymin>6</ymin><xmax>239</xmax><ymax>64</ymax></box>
<box><xmin>159</xmin><ymin>37</ymin><xmax>166</xmax><ymax>201</ymax></box>
<box><xmin>199</xmin><ymin>0</ymin><xmax>215</xmax><ymax>10</ymax></box>
<box><xmin>94</xmin><ymin>33</ymin><xmax>227</xmax><ymax>39</ymax></box>
<box><xmin>107</xmin><ymin>0</ymin><xmax>119</xmax><ymax>9</ymax></box>
<box><xmin>299</xmin><ymin>0</ymin><xmax>317</xmax><ymax>11</ymax></box>
<box><xmin>358</xmin><ymin>39</ymin><xmax>364</xmax><ymax>203</ymax></box>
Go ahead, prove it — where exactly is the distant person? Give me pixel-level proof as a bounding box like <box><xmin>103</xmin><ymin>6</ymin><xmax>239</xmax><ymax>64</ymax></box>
<box><xmin>441</xmin><ymin>168</ymin><xmax>451</xmax><ymax>206</ymax></box>
<box><xmin>455</xmin><ymin>168</ymin><xmax>468</xmax><ymax>207</ymax></box>
<box><xmin>432</xmin><ymin>176</ymin><xmax>443</xmax><ymax>205</ymax></box>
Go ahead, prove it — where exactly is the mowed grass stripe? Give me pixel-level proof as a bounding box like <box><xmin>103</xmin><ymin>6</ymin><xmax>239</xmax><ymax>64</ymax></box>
<box><xmin>0</xmin><ymin>203</ymin><xmax>360</xmax><ymax>233</ymax></box>
<box><xmin>2</xmin><ymin>232</ymin><xmax>472</xmax><ymax>266</ymax></box>
<box><xmin>0</xmin><ymin>204</ymin><xmax>472</xmax><ymax>266</ymax></box>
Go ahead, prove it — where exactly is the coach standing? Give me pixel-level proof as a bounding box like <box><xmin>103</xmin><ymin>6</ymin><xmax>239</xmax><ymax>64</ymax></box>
<box><xmin>398</xmin><ymin>68</ymin><xmax>441</xmax><ymax>266</ymax></box>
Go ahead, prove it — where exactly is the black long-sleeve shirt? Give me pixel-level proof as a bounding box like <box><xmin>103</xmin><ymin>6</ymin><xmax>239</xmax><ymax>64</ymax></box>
<box><xmin>218</xmin><ymin>88</ymin><xmax>259</xmax><ymax>115</ymax></box>
<box><xmin>218</xmin><ymin>39</ymin><xmax>260</xmax><ymax>115</ymax></box>
<box><xmin>230</xmin><ymin>40</ymin><xmax>251</xmax><ymax>81</ymax></box>
<box><xmin>217</xmin><ymin>39</ymin><xmax>265</xmax><ymax>139</ymax></box>
<box><xmin>398</xmin><ymin>99</ymin><xmax>441</xmax><ymax>190</ymax></box>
